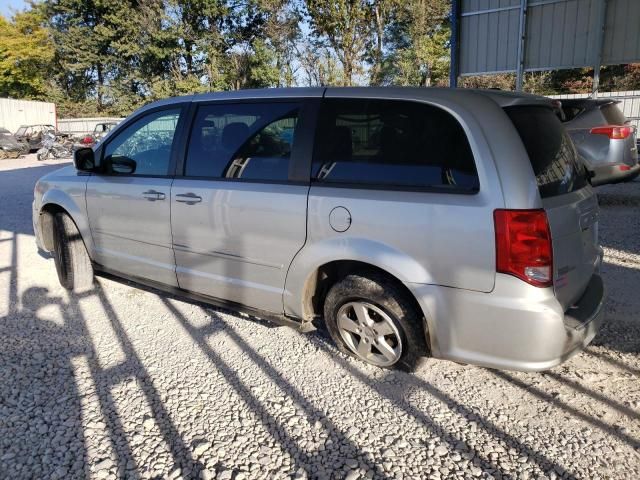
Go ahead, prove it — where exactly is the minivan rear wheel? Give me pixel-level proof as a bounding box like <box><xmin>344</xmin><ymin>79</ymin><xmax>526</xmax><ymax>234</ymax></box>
<box><xmin>52</xmin><ymin>212</ymin><xmax>94</xmax><ymax>292</ymax></box>
<box><xmin>324</xmin><ymin>272</ymin><xmax>427</xmax><ymax>371</ymax></box>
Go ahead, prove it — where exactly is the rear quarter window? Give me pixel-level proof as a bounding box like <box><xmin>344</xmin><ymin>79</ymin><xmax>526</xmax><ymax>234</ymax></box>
<box><xmin>312</xmin><ymin>99</ymin><xmax>479</xmax><ymax>192</ymax></box>
<box><xmin>601</xmin><ymin>103</ymin><xmax>627</xmax><ymax>125</ymax></box>
<box><xmin>505</xmin><ymin>106</ymin><xmax>588</xmax><ymax>198</ymax></box>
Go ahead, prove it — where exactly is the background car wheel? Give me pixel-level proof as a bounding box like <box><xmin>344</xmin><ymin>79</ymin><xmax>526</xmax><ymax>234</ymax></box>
<box><xmin>324</xmin><ymin>272</ymin><xmax>428</xmax><ymax>371</ymax></box>
<box><xmin>52</xmin><ymin>212</ymin><xmax>94</xmax><ymax>292</ymax></box>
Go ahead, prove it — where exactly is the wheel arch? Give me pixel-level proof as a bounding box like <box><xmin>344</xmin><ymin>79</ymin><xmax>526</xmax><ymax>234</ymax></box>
<box><xmin>38</xmin><ymin>190</ymin><xmax>94</xmax><ymax>258</ymax></box>
<box><xmin>287</xmin><ymin>258</ymin><xmax>432</xmax><ymax>354</ymax></box>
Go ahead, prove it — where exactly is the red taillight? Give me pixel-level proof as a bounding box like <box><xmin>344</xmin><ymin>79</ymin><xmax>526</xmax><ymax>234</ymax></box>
<box><xmin>494</xmin><ymin>209</ymin><xmax>553</xmax><ymax>288</ymax></box>
<box><xmin>619</xmin><ymin>165</ymin><xmax>631</xmax><ymax>171</ymax></box>
<box><xmin>81</xmin><ymin>136</ymin><xmax>93</xmax><ymax>144</ymax></box>
<box><xmin>590</xmin><ymin>125</ymin><xmax>633</xmax><ymax>140</ymax></box>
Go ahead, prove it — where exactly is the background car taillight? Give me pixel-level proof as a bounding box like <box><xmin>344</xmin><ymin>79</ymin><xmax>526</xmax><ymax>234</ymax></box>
<box><xmin>589</xmin><ymin>125</ymin><xmax>633</xmax><ymax>139</ymax></box>
<box><xmin>494</xmin><ymin>209</ymin><xmax>553</xmax><ymax>288</ymax></box>
<box><xmin>81</xmin><ymin>136</ymin><xmax>93</xmax><ymax>144</ymax></box>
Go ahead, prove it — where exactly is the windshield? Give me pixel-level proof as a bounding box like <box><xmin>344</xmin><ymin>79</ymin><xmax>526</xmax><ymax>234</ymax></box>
<box><xmin>16</xmin><ymin>127</ymin><xmax>27</xmax><ymax>136</ymax></box>
<box><xmin>505</xmin><ymin>106</ymin><xmax>588</xmax><ymax>198</ymax></box>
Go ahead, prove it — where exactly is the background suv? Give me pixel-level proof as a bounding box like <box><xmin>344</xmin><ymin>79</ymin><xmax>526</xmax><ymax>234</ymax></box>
<box><xmin>33</xmin><ymin>88</ymin><xmax>605</xmax><ymax>372</ymax></box>
<box><xmin>557</xmin><ymin>98</ymin><xmax>639</xmax><ymax>186</ymax></box>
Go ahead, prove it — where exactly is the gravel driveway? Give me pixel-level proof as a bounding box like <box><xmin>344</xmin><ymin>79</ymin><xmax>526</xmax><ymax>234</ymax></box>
<box><xmin>1</xmin><ymin>155</ymin><xmax>639</xmax><ymax>480</ymax></box>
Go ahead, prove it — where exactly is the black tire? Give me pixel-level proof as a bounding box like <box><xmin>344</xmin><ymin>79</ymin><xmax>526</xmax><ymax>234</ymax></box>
<box><xmin>52</xmin><ymin>212</ymin><xmax>94</xmax><ymax>291</ymax></box>
<box><xmin>324</xmin><ymin>272</ymin><xmax>428</xmax><ymax>371</ymax></box>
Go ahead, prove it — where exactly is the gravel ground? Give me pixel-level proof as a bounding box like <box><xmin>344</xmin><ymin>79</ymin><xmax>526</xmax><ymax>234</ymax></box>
<box><xmin>0</xmin><ymin>154</ymin><xmax>639</xmax><ymax>480</ymax></box>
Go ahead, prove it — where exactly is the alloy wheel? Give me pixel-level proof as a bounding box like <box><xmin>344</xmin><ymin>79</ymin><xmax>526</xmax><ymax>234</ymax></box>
<box><xmin>336</xmin><ymin>301</ymin><xmax>402</xmax><ymax>367</ymax></box>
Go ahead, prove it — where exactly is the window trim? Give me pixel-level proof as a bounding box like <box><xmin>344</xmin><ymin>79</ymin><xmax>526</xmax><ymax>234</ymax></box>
<box><xmin>96</xmin><ymin>104</ymin><xmax>188</xmax><ymax>178</ymax></box>
<box><xmin>176</xmin><ymin>98</ymin><xmax>319</xmax><ymax>184</ymax></box>
<box><xmin>309</xmin><ymin>98</ymin><xmax>481</xmax><ymax>195</ymax></box>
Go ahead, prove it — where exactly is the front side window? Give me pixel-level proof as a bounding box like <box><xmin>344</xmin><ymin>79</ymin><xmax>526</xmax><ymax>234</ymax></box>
<box><xmin>102</xmin><ymin>109</ymin><xmax>181</xmax><ymax>176</ymax></box>
<box><xmin>185</xmin><ymin>102</ymin><xmax>300</xmax><ymax>181</ymax></box>
<box><xmin>312</xmin><ymin>99</ymin><xmax>479</xmax><ymax>191</ymax></box>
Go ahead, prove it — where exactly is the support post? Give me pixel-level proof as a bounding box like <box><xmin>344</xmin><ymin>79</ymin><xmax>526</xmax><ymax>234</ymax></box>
<box><xmin>592</xmin><ymin>0</ymin><xmax>608</xmax><ymax>98</ymax></box>
<box><xmin>450</xmin><ymin>0</ymin><xmax>460</xmax><ymax>88</ymax></box>
<box><xmin>515</xmin><ymin>0</ymin><xmax>528</xmax><ymax>91</ymax></box>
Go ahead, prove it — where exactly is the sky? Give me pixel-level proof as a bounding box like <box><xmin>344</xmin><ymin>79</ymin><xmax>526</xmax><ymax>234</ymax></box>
<box><xmin>0</xmin><ymin>0</ymin><xmax>28</xmax><ymax>18</ymax></box>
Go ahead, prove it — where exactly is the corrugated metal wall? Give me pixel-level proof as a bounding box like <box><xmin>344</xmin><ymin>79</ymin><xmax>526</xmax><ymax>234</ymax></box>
<box><xmin>460</xmin><ymin>0</ymin><xmax>521</xmax><ymax>74</ymax></box>
<box><xmin>0</xmin><ymin>98</ymin><xmax>56</xmax><ymax>134</ymax></box>
<box><xmin>550</xmin><ymin>90</ymin><xmax>640</xmax><ymax>129</ymax></box>
<box><xmin>57</xmin><ymin>117</ymin><xmax>124</xmax><ymax>136</ymax></box>
<box><xmin>460</xmin><ymin>0</ymin><xmax>640</xmax><ymax>76</ymax></box>
<box><xmin>602</xmin><ymin>0</ymin><xmax>640</xmax><ymax>65</ymax></box>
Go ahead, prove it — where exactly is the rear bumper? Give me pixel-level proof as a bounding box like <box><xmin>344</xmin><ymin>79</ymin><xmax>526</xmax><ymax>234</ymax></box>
<box><xmin>591</xmin><ymin>162</ymin><xmax>640</xmax><ymax>186</ymax></box>
<box><xmin>406</xmin><ymin>272</ymin><xmax>606</xmax><ymax>372</ymax></box>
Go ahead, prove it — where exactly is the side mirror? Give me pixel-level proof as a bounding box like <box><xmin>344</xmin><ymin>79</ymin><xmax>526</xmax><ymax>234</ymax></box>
<box><xmin>74</xmin><ymin>148</ymin><xmax>96</xmax><ymax>172</ymax></box>
<box><xmin>104</xmin><ymin>155</ymin><xmax>137</xmax><ymax>175</ymax></box>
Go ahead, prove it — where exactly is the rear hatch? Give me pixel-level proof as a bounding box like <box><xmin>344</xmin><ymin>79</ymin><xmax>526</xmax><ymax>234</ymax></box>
<box><xmin>505</xmin><ymin>106</ymin><xmax>600</xmax><ymax>310</ymax></box>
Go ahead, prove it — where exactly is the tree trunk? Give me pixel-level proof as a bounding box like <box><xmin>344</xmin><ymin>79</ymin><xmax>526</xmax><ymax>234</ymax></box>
<box><xmin>96</xmin><ymin>64</ymin><xmax>104</xmax><ymax>112</ymax></box>
<box><xmin>370</xmin><ymin>5</ymin><xmax>384</xmax><ymax>85</ymax></box>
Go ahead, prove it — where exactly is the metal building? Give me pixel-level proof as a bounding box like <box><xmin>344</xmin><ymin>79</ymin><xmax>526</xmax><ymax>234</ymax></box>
<box><xmin>451</xmin><ymin>0</ymin><xmax>640</xmax><ymax>94</ymax></box>
<box><xmin>0</xmin><ymin>98</ymin><xmax>57</xmax><ymax>134</ymax></box>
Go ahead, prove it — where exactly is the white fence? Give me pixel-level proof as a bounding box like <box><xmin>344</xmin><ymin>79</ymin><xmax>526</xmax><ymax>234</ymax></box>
<box><xmin>550</xmin><ymin>90</ymin><xmax>640</xmax><ymax>130</ymax></box>
<box><xmin>0</xmin><ymin>98</ymin><xmax>56</xmax><ymax>134</ymax></box>
<box><xmin>57</xmin><ymin>117</ymin><xmax>124</xmax><ymax>136</ymax></box>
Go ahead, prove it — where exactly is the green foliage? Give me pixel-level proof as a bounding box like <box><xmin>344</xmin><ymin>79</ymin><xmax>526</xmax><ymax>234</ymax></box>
<box><xmin>305</xmin><ymin>0</ymin><xmax>371</xmax><ymax>85</ymax></box>
<box><xmin>0</xmin><ymin>7</ymin><xmax>55</xmax><ymax>99</ymax></box>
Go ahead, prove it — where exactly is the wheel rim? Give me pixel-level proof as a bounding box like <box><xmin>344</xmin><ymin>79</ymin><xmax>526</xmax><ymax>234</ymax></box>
<box><xmin>336</xmin><ymin>301</ymin><xmax>402</xmax><ymax>367</ymax></box>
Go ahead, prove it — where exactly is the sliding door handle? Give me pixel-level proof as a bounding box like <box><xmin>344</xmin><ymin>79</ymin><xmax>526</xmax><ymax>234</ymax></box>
<box><xmin>142</xmin><ymin>190</ymin><xmax>165</xmax><ymax>201</ymax></box>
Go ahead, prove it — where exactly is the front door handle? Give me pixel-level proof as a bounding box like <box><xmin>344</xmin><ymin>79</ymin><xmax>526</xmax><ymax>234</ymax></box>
<box><xmin>175</xmin><ymin>192</ymin><xmax>202</xmax><ymax>205</ymax></box>
<box><xmin>142</xmin><ymin>190</ymin><xmax>166</xmax><ymax>201</ymax></box>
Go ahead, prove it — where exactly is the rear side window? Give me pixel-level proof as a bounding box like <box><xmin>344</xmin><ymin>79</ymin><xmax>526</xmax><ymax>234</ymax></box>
<box><xmin>601</xmin><ymin>103</ymin><xmax>626</xmax><ymax>125</ymax></box>
<box><xmin>312</xmin><ymin>99</ymin><xmax>479</xmax><ymax>192</ymax></box>
<box><xmin>505</xmin><ymin>106</ymin><xmax>588</xmax><ymax>198</ymax></box>
<box><xmin>185</xmin><ymin>103</ymin><xmax>299</xmax><ymax>181</ymax></box>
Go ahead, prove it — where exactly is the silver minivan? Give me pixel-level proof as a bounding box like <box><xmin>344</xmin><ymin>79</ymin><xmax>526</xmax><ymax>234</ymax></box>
<box><xmin>33</xmin><ymin>88</ymin><xmax>605</xmax><ymax>372</ymax></box>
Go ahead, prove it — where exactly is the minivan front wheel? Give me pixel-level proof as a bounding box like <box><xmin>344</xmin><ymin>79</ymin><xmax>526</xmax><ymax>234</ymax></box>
<box><xmin>52</xmin><ymin>212</ymin><xmax>94</xmax><ymax>292</ymax></box>
<box><xmin>324</xmin><ymin>273</ymin><xmax>427</xmax><ymax>371</ymax></box>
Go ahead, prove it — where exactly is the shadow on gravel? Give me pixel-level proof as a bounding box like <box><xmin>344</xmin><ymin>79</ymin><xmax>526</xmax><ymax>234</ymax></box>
<box><xmin>159</xmin><ymin>297</ymin><xmax>394</xmax><ymax>480</ymax></box>
<box><xmin>597</xmin><ymin>193</ymin><xmax>640</xmax><ymax>208</ymax></box>
<box><xmin>0</xmin><ymin>270</ymin><xmax>204</xmax><ymax>478</ymax></box>
<box><xmin>0</xmin><ymin>285</ymin><xmax>88</xmax><ymax>479</ymax></box>
<box><xmin>304</xmin><ymin>330</ymin><xmax>578</xmax><ymax>480</ymax></box>
<box><xmin>492</xmin><ymin>371</ymin><xmax>640</xmax><ymax>451</ymax></box>
<box><xmin>64</xmin><ymin>283</ymin><xmax>205</xmax><ymax>478</ymax></box>
<box><xmin>156</xmin><ymin>287</ymin><xmax>580</xmax><ymax>480</ymax></box>
<box><xmin>584</xmin><ymin>348</ymin><xmax>640</xmax><ymax>376</ymax></box>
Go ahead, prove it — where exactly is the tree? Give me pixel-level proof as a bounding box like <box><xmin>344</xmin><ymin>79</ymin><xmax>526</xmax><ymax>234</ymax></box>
<box><xmin>382</xmin><ymin>0</ymin><xmax>450</xmax><ymax>86</ymax></box>
<box><xmin>0</xmin><ymin>8</ymin><xmax>54</xmax><ymax>99</ymax></box>
<box><xmin>305</xmin><ymin>0</ymin><xmax>371</xmax><ymax>86</ymax></box>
